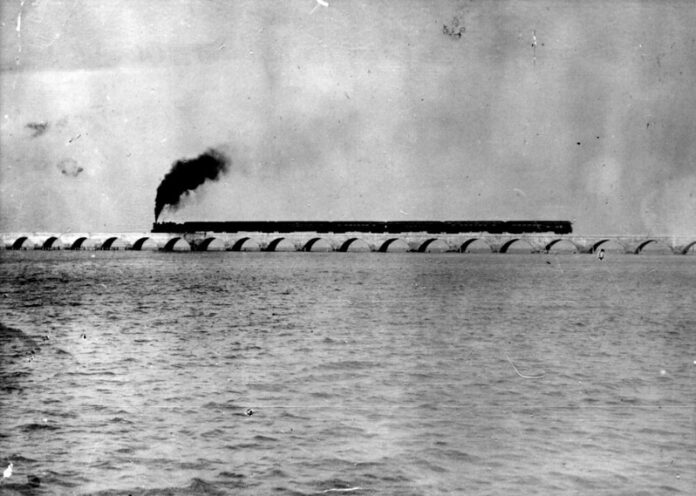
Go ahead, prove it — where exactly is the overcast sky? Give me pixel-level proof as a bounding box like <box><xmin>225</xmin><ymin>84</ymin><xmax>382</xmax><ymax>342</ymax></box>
<box><xmin>1</xmin><ymin>0</ymin><xmax>695</xmax><ymax>235</ymax></box>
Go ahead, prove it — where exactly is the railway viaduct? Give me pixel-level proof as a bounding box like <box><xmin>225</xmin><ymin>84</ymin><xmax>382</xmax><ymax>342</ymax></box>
<box><xmin>2</xmin><ymin>232</ymin><xmax>695</xmax><ymax>254</ymax></box>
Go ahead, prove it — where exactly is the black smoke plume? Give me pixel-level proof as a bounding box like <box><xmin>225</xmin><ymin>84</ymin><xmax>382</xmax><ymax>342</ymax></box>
<box><xmin>154</xmin><ymin>148</ymin><xmax>230</xmax><ymax>221</ymax></box>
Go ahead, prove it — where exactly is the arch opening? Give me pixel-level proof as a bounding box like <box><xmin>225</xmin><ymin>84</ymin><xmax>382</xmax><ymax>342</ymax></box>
<box><xmin>100</xmin><ymin>237</ymin><xmax>128</xmax><ymax>250</ymax></box>
<box><xmin>459</xmin><ymin>238</ymin><xmax>491</xmax><ymax>253</ymax></box>
<box><xmin>265</xmin><ymin>238</ymin><xmax>295</xmax><ymax>252</ymax></box>
<box><xmin>70</xmin><ymin>237</ymin><xmax>88</xmax><ymax>250</ymax></box>
<box><xmin>635</xmin><ymin>240</ymin><xmax>672</xmax><ymax>255</ymax></box>
<box><xmin>43</xmin><ymin>237</ymin><xmax>60</xmax><ymax>250</ymax></box>
<box><xmin>499</xmin><ymin>239</ymin><xmax>534</xmax><ymax>254</ymax></box>
<box><xmin>592</xmin><ymin>239</ymin><xmax>625</xmax><ymax>254</ymax></box>
<box><xmin>12</xmin><ymin>237</ymin><xmax>30</xmax><ymax>250</ymax></box>
<box><xmin>338</xmin><ymin>238</ymin><xmax>356</xmax><ymax>252</ymax></box>
<box><xmin>303</xmin><ymin>238</ymin><xmax>332</xmax><ymax>252</ymax></box>
<box><xmin>132</xmin><ymin>237</ymin><xmax>158</xmax><ymax>251</ymax></box>
<box><xmin>230</xmin><ymin>237</ymin><xmax>260</xmax><ymax>251</ymax></box>
<box><xmin>682</xmin><ymin>241</ymin><xmax>696</xmax><ymax>255</ymax></box>
<box><xmin>418</xmin><ymin>238</ymin><xmax>448</xmax><ymax>253</ymax></box>
<box><xmin>379</xmin><ymin>238</ymin><xmax>409</xmax><ymax>253</ymax></box>
<box><xmin>418</xmin><ymin>238</ymin><xmax>437</xmax><ymax>253</ymax></box>
<box><xmin>163</xmin><ymin>238</ymin><xmax>191</xmax><ymax>252</ymax></box>
<box><xmin>546</xmin><ymin>239</ymin><xmax>577</xmax><ymax>254</ymax></box>
<box><xmin>339</xmin><ymin>238</ymin><xmax>371</xmax><ymax>252</ymax></box>
<box><xmin>200</xmin><ymin>237</ymin><xmax>226</xmax><ymax>252</ymax></box>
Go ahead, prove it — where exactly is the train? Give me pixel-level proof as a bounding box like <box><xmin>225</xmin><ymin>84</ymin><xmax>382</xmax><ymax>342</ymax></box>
<box><xmin>152</xmin><ymin>220</ymin><xmax>572</xmax><ymax>235</ymax></box>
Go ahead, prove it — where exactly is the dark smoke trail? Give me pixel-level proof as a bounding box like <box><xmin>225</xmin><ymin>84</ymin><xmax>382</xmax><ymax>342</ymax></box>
<box><xmin>154</xmin><ymin>148</ymin><xmax>230</xmax><ymax>221</ymax></box>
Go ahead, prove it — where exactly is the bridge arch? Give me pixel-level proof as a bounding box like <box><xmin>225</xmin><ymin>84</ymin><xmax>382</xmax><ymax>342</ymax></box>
<box><xmin>591</xmin><ymin>239</ymin><xmax>625</xmax><ymax>254</ymax></box>
<box><xmin>338</xmin><ymin>238</ymin><xmax>371</xmax><ymax>252</ymax></box>
<box><xmin>230</xmin><ymin>237</ymin><xmax>260</xmax><ymax>251</ymax></box>
<box><xmin>70</xmin><ymin>237</ymin><xmax>88</xmax><ymax>250</ymax></box>
<box><xmin>499</xmin><ymin>238</ymin><xmax>534</xmax><ymax>254</ymax></box>
<box><xmin>545</xmin><ymin>239</ymin><xmax>577</xmax><ymax>253</ymax></box>
<box><xmin>634</xmin><ymin>239</ymin><xmax>672</xmax><ymax>255</ymax></box>
<box><xmin>682</xmin><ymin>241</ymin><xmax>696</xmax><ymax>255</ymax></box>
<box><xmin>12</xmin><ymin>237</ymin><xmax>31</xmax><ymax>250</ymax></box>
<box><xmin>100</xmin><ymin>237</ymin><xmax>128</xmax><ymax>250</ymax></box>
<box><xmin>265</xmin><ymin>237</ymin><xmax>295</xmax><ymax>252</ymax></box>
<box><xmin>132</xmin><ymin>237</ymin><xmax>158</xmax><ymax>251</ymax></box>
<box><xmin>339</xmin><ymin>238</ymin><xmax>357</xmax><ymax>252</ymax></box>
<box><xmin>418</xmin><ymin>238</ymin><xmax>436</xmax><ymax>253</ymax></box>
<box><xmin>43</xmin><ymin>237</ymin><xmax>60</xmax><ymax>250</ymax></box>
<box><xmin>265</xmin><ymin>237</ymin><xmax>284</xmax><ymax>252</ymax></box>
<box><xmin>198</xmin><ymin>237</ymin><xmax>225</xmax><ymax>251</ymax></box>
<box><xmin>378</xmin><ymin>238</ymin><xmax>409</xmax><ymax>253</ymax></box>
<box><xmin>418</xmin><ymin>238</ymin><xmax>448</xmax><ymax>253</ymax></box>
<box><xmin>459</xmin><ymin>238</ymin><xmax>491</xmax><ymax>253</ymax></box>
<box><xmin>163</xmin><ymin>237</ymin><xmax>191</xmax><ymax>252</ymax></box>
<box><xmin>302</xmin><ymin>237</ymin><xmax>333</xmax><ymax>252</ymax></box>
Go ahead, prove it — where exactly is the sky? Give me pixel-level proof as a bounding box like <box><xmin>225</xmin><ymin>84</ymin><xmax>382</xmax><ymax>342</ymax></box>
<box><xmin>1</xmin><ymin>0</ymin><xmax>695</xmax><ymax>235</ymax></box>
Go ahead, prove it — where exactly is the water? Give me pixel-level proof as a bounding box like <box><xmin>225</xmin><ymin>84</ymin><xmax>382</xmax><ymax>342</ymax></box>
<box><xmin>1</xmin><ymin>251</ymin><xmax>694</xmax><ymax>495</ymax></box>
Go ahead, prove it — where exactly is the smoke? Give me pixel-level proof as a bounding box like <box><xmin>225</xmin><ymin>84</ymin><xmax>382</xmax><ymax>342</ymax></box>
<box><xmin>154</xmin><ymin>148</ymin><xmax>230</xmax><ymax>221</ymax></box>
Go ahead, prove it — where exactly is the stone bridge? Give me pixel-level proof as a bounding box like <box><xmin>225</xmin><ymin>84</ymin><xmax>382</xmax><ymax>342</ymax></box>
<box><xmin>2</xmin><ymin>232</ymin><xmax>695</xmax><ymax>254</ymax></box>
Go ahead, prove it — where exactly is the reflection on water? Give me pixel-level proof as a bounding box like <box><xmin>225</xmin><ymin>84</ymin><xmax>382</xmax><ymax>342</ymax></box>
<box><xmin>1</xmin><ymin>251</ymin><xmax>695</xmax><ymax>495</ymax></box>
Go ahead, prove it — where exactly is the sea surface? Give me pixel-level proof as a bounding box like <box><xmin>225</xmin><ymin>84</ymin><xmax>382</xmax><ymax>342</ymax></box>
<box><xmin>1</xmin><ymin>251</ymin><xmax>694</xmax><ymax>495</ymax></box>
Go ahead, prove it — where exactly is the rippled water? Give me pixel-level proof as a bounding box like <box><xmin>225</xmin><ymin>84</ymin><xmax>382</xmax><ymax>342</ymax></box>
<box><xmin>1</xmin><ymin>251</ymin><xmax>695</xmax><ymax>495</ymax></box>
